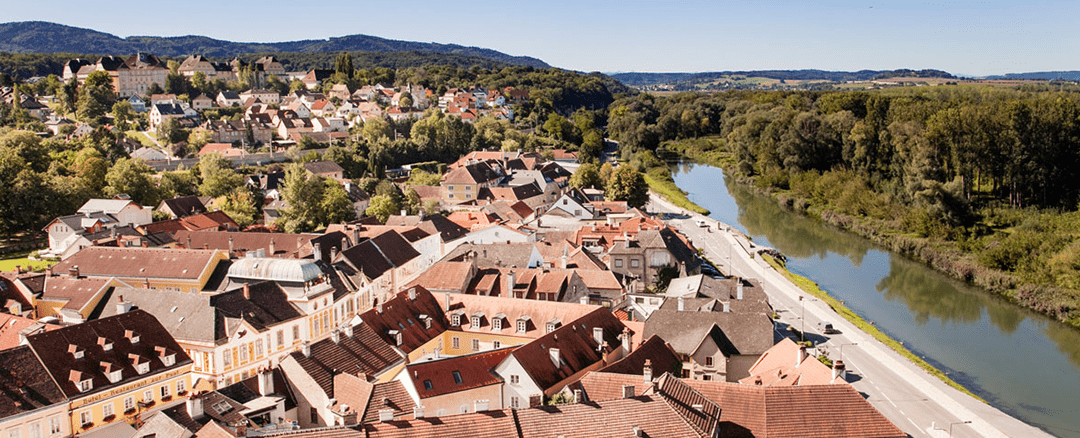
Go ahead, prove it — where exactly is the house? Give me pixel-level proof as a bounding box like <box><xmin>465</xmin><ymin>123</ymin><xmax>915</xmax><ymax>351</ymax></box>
<box><xmin>607</xmin><ymin>226</ymin><xmax>701</xmax><ymax>286</ymax></box>
<box><xmin>198</xmin><ymin>143</ymin><xmax>244</xmax><ymax>157</ymax></box>
<box><xmin>44</xmin><ymin>116</ymin><xmax>76</xmax><ymax>135</ymax></box>
<box><xmin>150</xmin><ymin>102</ymin><xmax>197</xmax><ymax>132</ymax></box>
<box><xmin>138</xmin><ymin>211</ymin><xmax>240</xmax><ymax>237</ymax></box>
<box><xmin>332</xmin><ymin>231</ymin><xmax>426</xmax><ymax>314</ymax></box>
<box><xmin>458</xmin><ymin>224</ymin><xmax>535</xmax><ymax>247</ymax></box>
<box><xmin>43</xmin><ymin>198</ymin><xmax>154</xmax><ymax>258</ymax></box>
<box><xmin>303</xmin><ymin>161</ymin><xmax>344</xmax><ymax>180</ymax></box>
<box><xmin>301</xmin><ymin>69</ymin><xmax>334</xmax><ymax>89</ymax></box>
<box><xmin>36</xmin><ymin>274</ymin><xmax>126</xmax><ymax>324</ymax></box>
<box><xmin>101</xmin><ymin>282</ymin><xmax>309</xmax><ymax>389</ymax></box>
<box><xmin>328</xmin><ymin>372</ymin><xmax>415</xmax><ymax>425</ymax></box>
<box><xmin>549</xmin><ymin>188</ymin><xmax>596</xmax><ymax>220</ymax></box>
<box><xmin>0</xmin><ymin>313</ymin><xmax>57</xmax><ymax>349</ymax></box>
<box><xmin>309</xmin><ymin>99</ymin><xmax>336</xmax><ymax>117</ymax></box>
<box><xmin>0</xmin><ymin>346</ymin><xmax>70</xmax><ymax>438</ymax></box>
<box><xmin>132</xmin><ymin>147</ymin><xmax>168</xmax><ymax>161</ymax></box>
<box><xmin>328</xmin><ymin>84</ymin><xmax>351</xmax><ymax>101</ymax></box>
<box><xmin>393</xmin><ymin>348</ymin><xmax>514</xmax><ymax>417</ymax></box>
<box><xmin>626</xmin><ymin>275</ymin><xmax>771</xmax><ymax>320</ymax></box>
<box><xmin>643</xmin><ymin>308</ymin><xmax>774</xmax><ymax>382</ymax></box>
<box><xmin>441</xmin><ymin>161</ymin><xmax>506</xmax><ymax>204</ymax></box>
<box><xmin>216</xmin><ymin>91</ymin><xmax>242</xmax><ymax>107</ymax></box>
<box><xmin>204</xmin><ymin>119</ymin><xmax>273</xmax><ymax>145</ymax></box>
<box><xmin>278</xmin><ymin>323</ymin><xmax>403</xmax><ymax>428</ymax></box>
<box><xmin>50</xmin><ymin>247</ymin><xmax>229</xmax><ymax>292</ymax></box>
<box><xmin>191</xmin><ymin>93</ymin><xmax>214</xmax><ymax>110</ymax></box>
<box><xmin>739</xmin><ymin>337</ymin><xmax>841</xmax><ymax>386</ymax></box>
<box><xmin>239</xmin><ymin>89</ymin><xmax>280</xmax><ymax>105</ymax></box>
<box><xmin>25</xmin><ymin>309</ymin><xmax>193</xmax><ymax>436</ymax></box>
<box><xmin>442</xmin><ymin>242</ymin><xmax>545</xmax><ymax>270</ymax></box>
<box><xmin>157</xmin><ymin>196</ymin><xmax>209</xmax><ymax>219</ymax></box>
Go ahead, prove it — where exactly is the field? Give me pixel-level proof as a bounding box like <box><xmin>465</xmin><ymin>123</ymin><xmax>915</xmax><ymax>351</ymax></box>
<box><xmin>0</xmin><ymin>256</ymin><xmax>54</xmax><ymax>272</ymax></box>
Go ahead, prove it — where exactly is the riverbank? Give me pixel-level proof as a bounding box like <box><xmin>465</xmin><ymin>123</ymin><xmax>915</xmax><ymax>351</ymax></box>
<box><xmin>658</xmin><ymin>142</ymin><xmax>1080</xmax><ymax>331</ymax></box>
<box><xmin>760</xmin><ymin>253</ymin><xmax>983</xmax><ymax>401</ymax></box>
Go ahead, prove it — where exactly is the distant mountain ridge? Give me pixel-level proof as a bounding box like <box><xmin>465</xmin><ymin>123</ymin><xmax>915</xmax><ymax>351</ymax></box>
<box><xmin>0</xmin><ymin>21</ymin><xmax>550</xmax><ymax>68</ymax></box>
<box><xmin>983</xmin><ymin>71</ymin><xmax>1080</xmax><ymax>81</ymax></box>
<box><xmin>611</xmin><ymin>69</ymin><xmax>957</xmax><ymax>86</ymax></box>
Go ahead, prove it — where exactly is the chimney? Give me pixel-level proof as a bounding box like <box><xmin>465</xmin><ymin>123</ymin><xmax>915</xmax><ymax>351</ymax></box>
<box><xmin>592</xmin><ymin>327</ymin><xmax>603</xmax><ymax>346</ymax></box>
<box><xmin>116</xmin><ymin>295</ymin><xmax>132</xmax><ymax>314</ymax></box>
<box><xmin>796</xmin><ymin>345</ymin><xmax>807</xmax><ymax>368</ymax></box>
<box><xmin>572</xmin><ymin>389</ymin><xmax>583</xmax><ymax>404</ymax></box>
<box><xmin>549</xmin><ymin>348</ymin><xmax>561</xmax><ymax>367</ymax></box>
<box><xmin>378</xmin><ymin>409</ymin><xmax>394</xmax><ymax>422</ymax></box>
<box><xmin>754</xmin><ymin>376</ymin><xmax>763</xmax><ymax>385</ymax></box>
<box><xmin>413</xmin><ymin>405</ymin><xmax>425</xmax><ymax>419</ymax></box>
<box><xmin>312</xmin><ymin>241</ymin><xmax>321</xmax><ymax>261</ymax></box>
<box><xmin>68</xmin><ymin>265</ymin><xmax>79</xmax><ymax>278</ymax></box>
<box><xmin>621</xmin><ymin>327</ymin><xmax>632</xmax><ymax>353</ymax></box>
<box><xmin>832</xmin><ymin>360</ymin><xmax>847</xmax><ymax>383</ymax></box>
<box><xmin>505</xmin><ymin>271</ymin><xmax>516</xmax><ymax>298</ymax></box>
<box><xmin>559</xmin><ymin>254</ymin><xmax>568</xmax><ymax>270</ymax></box>
<box><xmin>331</xmin><ymin>330</ymin><xmax>341</xmax><ymax>344</ymax></box>
<box><xmin>679</xmin><ymin>261</ymin><xmax>686</xmax><ymax>278</ymax></box>
<box><xmin>301</xmin><ymin>341</ymin><xmax>311</xmax><ymax>358</ymax></box>
<box><xmin>643</xmin><ymin>359</ymin><xmax>652</xmax><ymax>382</ymax></box>
<box><xmin>228</xmin><ymin>236</ymin><xmax>234</xmax><ymax>253</ymax></box>
<box><xmin>187</xmin><ymin>394</ymin><xmax>204</xmax><ymax>420</ymax></box>
<box><xmin>722</xmin><ymin>301</ymin><xmax>730</xmax><ymax>313</ymax></box>
<box><xmin>633</xmin><ymin>426</ymin><xmax>644</xmax><ymax>437</ymax></box>
<box><xmin>376</xmin><ymin>303</ymin><xmax>383</xmax><ymax>314</ymax></box>
<box><xmin>330</xmin><ymin>246</ymin><xmax>340</xmax><ymax>261</ymax></box>
<box><xmin>474</xmin><ymin>399</ymin><xmax>490</xmax><ymax>412</ymax></box>
<box><xmin>343</xmin><ymin>324</ymin><xmax>354</xmax><ymax>338</ymax></box>
<box><xmin>736</xmin><ymin>278</ymin><xmax>744</xmax><ymax>300</ymax></box>
<box><xmin>341</xmin><ymin>236</ymin><xmax>349</xmax><ymax>251</ymax></box>
<box><xmin>352</xmin><ymin>228</ymin><xmax>360</xmax><ymax>246</ymax></box>
<box><xmin>242</xmin><ymin>283</ymin><xmax>251</xmax><ymax>300</ymax></box>
<box><xmin>408</xmin><ymin>288</ymin><xmax>417</xmax><ymax>301</ymax></box>
<box><xmin>236</xmin><ymin>425</ymin><xmax>247</xmax><ymax>437</ymax></box>
<box><xmin>186</xmin><ymin>236</ymin><xmax>192</xmax><ymax>249</ymax></box>
<box><xmin>622</xmin><ymin>384</ymin><xmax>635</xmax><ymax>399</ymax></box>
<box><xmin>444</xmin><ymin>291</ymin><xmax>451</xmax><ymax>312</ymax></box>
<box><xmin>677</xmin><ymin>296</ymin><xmax>684</xmax><ymax>311</ymax></box>
<box><xmin>258</xmin><ymin>368</ymin><xmax>274</xmax><ymax>396</ymax></box>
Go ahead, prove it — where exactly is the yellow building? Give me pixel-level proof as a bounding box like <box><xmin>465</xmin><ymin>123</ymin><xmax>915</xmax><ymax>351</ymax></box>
<box><xmin>36</xmin><ymin>275</ymin><xmax>130</xmax><ymax>324</ymax></box>
<box><xmin>24</xmin><ymin>309</ymin><xmax>193</xmax><ymax>436</ymax></box>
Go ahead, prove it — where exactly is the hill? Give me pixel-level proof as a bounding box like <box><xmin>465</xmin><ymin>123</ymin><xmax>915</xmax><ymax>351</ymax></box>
<box><xmin>0</xmin><ymin>21</ymin><xmax>549</xmax><ymax>68</ymax></box>
<box><xmin>983</xmin><ymin>71</ymin><xmax>1080</xmax><ymax>81</ymax></box>
<box><xmin>611</xmin><ymin>69</ymin><xmax>956</xmax><ymax>87</ymax></box>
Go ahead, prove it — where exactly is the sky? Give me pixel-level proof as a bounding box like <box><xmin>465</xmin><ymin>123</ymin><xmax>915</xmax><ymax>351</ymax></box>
<box><xmin>5</xmin><ymin>0</ymin><xmax>1078</xmax><ymax>76</ymax></box>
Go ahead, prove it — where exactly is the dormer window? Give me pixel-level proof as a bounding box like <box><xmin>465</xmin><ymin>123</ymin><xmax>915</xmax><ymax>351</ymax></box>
<box><xmin>156</xmin><ymin>346</ymin><xmax>176</xmax><ymax>367</ymax></box>
<box><xmin>492</xmin><ymin>314</ymin><xmax>505</xmax><ymax>331</ymax></box>
<box><xmin>69</xmin><ymin>344</ymin><xmax>84</xmax><ymax>360</ymax></box>
<box><xmin>101</xmin><ymin>362</ymin><xmax>123</xmax><ymax>383</ymax></box>
<box><xmin>546</xmin><ymin>318</ymin><xmax>561</xmax><ymax>333</ymax></box>
<box><xmin>130</xmin><ymin>354</ymin><xmax>150</xmax><ymax>375</ymax></box>
<box><xmin>98</xmin><ymin>337</ymin><xmax>113</xmax><ymax>351</ymax></box>
<box><xmin>517</xmin><ymin>315</ymin><xmax>530</xmax><ymax>333</ymax></box>
<box><xmin>471</xmin><ymin>313</ymin><xmax>483</xmax><ymax>328</ymax></box>
<box><xmin>80</xmin><ymin>379</ymin><xmax>93</xmax><ymax>392</ymax></box>
<box><xmin>451</xmin><ymin>314</ymin><xmax>461</xmax><ymax>326</ymax></box>
<box><xmin>388</xmin><ymin>329</ymin><xmax>402</xmax><ymax>346</ymax></box>
<box><xmin>71</xmin><ymin>370</ymin><xmax>92</xmax><ymax>392</ymax></box>
<box><xmin>126</xmin><ymin>330</ymin><xmax>140</xmax><ymax>344</ymax></box>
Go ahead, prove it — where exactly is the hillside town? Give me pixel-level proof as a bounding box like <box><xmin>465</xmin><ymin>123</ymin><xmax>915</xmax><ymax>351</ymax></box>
<box><xmin>0</xmin><ymin>52</ymin><xmax>915</xmax><ymax>438</ymax></box>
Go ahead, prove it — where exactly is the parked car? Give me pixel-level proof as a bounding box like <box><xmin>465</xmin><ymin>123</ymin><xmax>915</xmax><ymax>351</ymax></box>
<box><xmin>695</xmin><ymin>219</ymin><xmax>708</xmax><ymax>227</ymax></box>
<box><xmin>818</xmin><ymin>321</ymin><xmax>838</xmax><ymax>334</ymax></box>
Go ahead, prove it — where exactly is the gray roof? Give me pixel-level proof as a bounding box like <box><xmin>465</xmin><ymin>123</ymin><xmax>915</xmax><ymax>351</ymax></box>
<box><xmin>442</xmin><ymin>242</ymin><xmax>540</xmax><ymax>269</ymax></box>
<box><xmin>644</xmin><ymin>309</ymin><xmax>774</xmax><ymax>356</ymax></box>
<box><xmin>50</xmin><ymin>211</ymin><xmax>118</xmax><ymax>232</ymax></box>
<box><xmin>227</xmin><ymin>257</ymin><xmax>323</xmax><ymax>283</ymax></box>
<box><xmin>78</xmin><ymin>198</ymin><xmax>140</xmax><ymax>214</ymax></box>
<box><xmin>101</xmin><ymin>287</ymin><xmax>214</xmax><ymax>342</ymax></box>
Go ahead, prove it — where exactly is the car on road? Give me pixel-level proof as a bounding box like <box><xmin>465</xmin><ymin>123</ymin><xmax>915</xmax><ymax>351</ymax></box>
<box><xmin>695</xmin><ymin>219</ymin><xmax>708</xmax><ymax>227</ymax></box>
<box><xmin>818</xmin><ymin>321</ymin><xmax>838</xmax><ymax>334</ymax></box>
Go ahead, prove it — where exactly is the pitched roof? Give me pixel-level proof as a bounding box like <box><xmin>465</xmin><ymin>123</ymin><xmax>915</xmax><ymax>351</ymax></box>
<box><xmin>438</xmin><ymin>292</ymin><xmax>599</xmax><ymax>339</ymax></box>
<box><xmin>40</xmin><ymin>275</ymin><xmax>114</xmax><ymax>313</ymax></box>
<box><xmin>303</xmin><ymin>160</ymin><xmax>344</xmax><ymax>175</ymax></box>
<box><xmin>336</xmin><ymin>230</ymin><xmax>420</xmax><ymax>281</ymax></box>
<box><xmin>78</xmin><ymin>198</ymin><xmax>142</xmax><ymax>215</ymax></box>
<box><xmin>442</xmin><ymin>242</ymin><xmax>540</xmax><ymax>269</ymax></box>
<box><xmin>357</xmin><ymin>286</ymin><xmax>447</xmax><ymax>353</ymax></box>
<box><xmin>406</xmin><ymin>261</ymin><xmax>475</xmax><ymax>293</ymax></box>
<box><xmin>361</xmin><ymin>409</ymin><xmax>519</xmax><ymax>438</ymax></box>
<box><xmin>385</xmin><ymin>215</ymin><xmax>469</xmax><ymax>242</ymax></box>
<box><xmin>0</xmin><ymin>345</ymin><xmax>67</xmax><ymax>420</ymax></box>
<box><xmin>515</xmin><ymin>395</ymin><xmax>706</xmax><ymax>438</ymax></box>
<box><xmin>288</xmin><ymin>323</ymin><xmax>402</xmax><ymax>398</ymax></box>
<box><xmin>25</xmin><ymin>309</ymin><xmax>191</xmax><ymax>398</ymax></box>
<box><xmin>511</xmin><ymin>308</ymin><xmax>629</xmax><ymax>392</ymax></box>
<box><xmin>441</xmin><ymin>161</ymin><xmax>504</xmax><ymax>185</ymax></box>
<box><xmin>574</xmin><ymin>371</ymin><xmax>652</xmax><ymax>402</ymax></box>
<box><xmin>598</xmin><ymin>334</ymin><xmax>682</xmax><ymax>377</ymax></box>
<box><xmin>644</xmin><ymin>309</ymin><xmax>774</xmax><ymax>356</ymax></box>
<box><xmin>0</xmin><ymin>313</ymin><xmax>58</xmax><ymax>350</ymax></box>
<box><xmin>51</xmin><ymin>247</ymin><xmax>224</xmax><ymax>281</ymax></box>
<box><xmin>406</xmin><ymin>347</ymin><xmax>514</xmax><ymax>399</ymax></box>
<box><xmin>739</xmin><ymin>338</ymin><xmax>835</xmax><ymax>386</ymax></box>
<box><xmin>173</xmin><ymin>230</ymin><xmax>324</xmax><ymax>259</ymax></box>
<box><xmin>159</xmin><ymin>196</ymin><xmax>208</xmax><ymax>218</ymax></box>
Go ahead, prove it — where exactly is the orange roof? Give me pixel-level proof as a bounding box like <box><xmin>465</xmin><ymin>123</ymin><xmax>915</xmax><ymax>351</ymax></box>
<box><xmin>40</xmin><ymin>276</ymin><xmax>114</xmax><ymax>312</ymax></box>
<box><xmin>407</xmin><ymin>261</ymin><xmax>476</xmax><ymax>293</ymax></box>
<box><xmin>739</xmin><ymin>338</ymin><xmax>836</xmax><ymax>386</ymax></box>
<box><xmin>0</xmin><ymin>313</ymin><xmax>59</xmax><ymax>350</ymax></box>
<box><xmin>438</xmin><ymin>293</ymin><xmax>599</xmax><ymax>340</ymax></box>
<box><xmin>446</xmin><ymin>211</ymin><xmax>499</xmax><ymax>230</ymax></box>
<box><xmin>406</xmin><ymin>348</ymin><xmax>515</xmax><ymax>398</ymax></box>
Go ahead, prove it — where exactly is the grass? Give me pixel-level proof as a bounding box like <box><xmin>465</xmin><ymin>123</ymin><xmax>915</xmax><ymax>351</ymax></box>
<box><xmin>643</xmin><ymin>171</ymin><xmax>710</xmax><ymax>215</ymax></box>
<box><xmin>761</xmin><ymin>253</ymin><xmax>986</xmax><ymax>403</ymax></box>
<box><xmin>125</xmin><ymin>130</ymin><xmax>157</xmax><ymax>148</ymax></box>
<box><xmin>0</xmin><ymin>256</ymin><xmax>54</xmax><ymax>272</ymax></box>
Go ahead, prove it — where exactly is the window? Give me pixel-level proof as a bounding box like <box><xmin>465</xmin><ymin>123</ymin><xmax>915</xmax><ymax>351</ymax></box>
<box><xmin>222</xmin><ymin>349</ymin><xmax>233</xmax><ymax>368</ymax></box>
<box><xmin>255</xmin><ymin>339</ymin><xmax>264</xmax><ymax>357</ymax></box>
<box><xmin>614</xmin><ymin>258</ymin><xmax>623</xmax><ymax>268</ymax></box>
<box><xmin>276</xmin><ymin>330</ymin><xmax>284</xmax><ymax>348</ymax></box>
<box><xmin>177</xmin><ymin>379</ymin><xmax>186</xmax><ymax>394</ymax></box>
<box><xmin>102</xmin><ymin>403</ymin><xmax>114</xmax><ymax>419</ymax></box>
<box><xmin>161</xmin><ymin>353</ymin><xmax>176</xmax><ymax>367</ymax></box>
<box><xmin>451</xmin><ymin>314</ymin><xmax>461</xmax><ymax>326</ymax></box>
<box><xmin>143</xmin><ymin>390</ymin><xmax>154</xmax><ymax>403</ymax></box>
<box><xmin>702</xmin><ymin>374</ymin><xmax>712</xmax><ymax>381</ymax></box>
<box><xmin>471</xmin><ymin>339</ymin><xmax>480</xmax><ymax>351</ymax></box>
<box><xmin>452</xmin><ymin>371</ymin><xmax>462</xmax><ymax>384</ymax></box>
<box><xmin>293</xmin><ymin>325</ymin><xmax>300</xmax><ymax>342</ymax></box>
<box><xmin>310</xmin><ymin>407</ymin><xmax>318</xmax><ymax>424</ymax></box>
<box><xmin>80</xmin><ymin>411</ymin><xmax>92</xmax><ymax>426</ymax></box>
<box><xmin>510</xmin><ymin>375</ymin><xmax>519</xmax><ymax>385</ymax></box>
<box><xmin>705</xmin><ymin>356</ymin><xmax>714</xmax><ymax>367</ymax></box>
<box><xmin>239</xmin><ymin>344</ymin><xmax>249</xmax><ymax>363</ymax></box>
<box><xmin>423</xmin><ymin>380</ymin><xmax>432</xmax><ymax>390</ymax></box>
<box><xmin>8</xmin><ymin>429</ymin><xmax>20</xmax><ymax>438</ymax></box>
<box><xmin>493</xmin><ymin>340</ymin><xmax>501</xmax><ymax>349</ymax></box>
<box><xmin>511</xmin><ymin>396</ymin><xmax>520</xmax><ymax>409</ymax></box>
<box><xmin>460</xmin><ymin>404</ymin><xmax>469</xmax><ymax>414</ymax></box>
<box><xmin>492</xmin><ymin>318</ymin><xmax>502</xmax><ymax>330</ymax></box>
<box><xmin>160</xmin><ymin>385</ymin><xmax>170</xmax><ymax>399</ymax></box>
<box><xmin>28</xmin><ymin>423</ymin><xmax>39</xmax><ymax>438</ymax></box>
<box><xmin>517</xmin><ymin>320</ymin><xmax>527</xmax><ymax>333</ymax></box>
<box><xmin>136</xmin><ymin>362</ymin><xmax>150</xmax><ymax>375</ymax></box>
<box><xmin>451</xmin><ymin>337</ymin><xmax>460</xmax><ymax>349</ymax></box>
<box><xmin>471</xmin><ymin>316</ymin><xmax>481</xmax><ymax>327</ymax></box>
<box><xmin>49</xmin><ymin>417</ymin><xmax>61</xmax><ymax>435</ymax></box>
<box><xmin>124</xmin><ymin>397</ymin><xmax>134</xmax><ymax>412</ymax></box>
<box><xmin>630</xmin><ymin>259</ymin><xmax>640</xmax><ymax>268</ymax></box>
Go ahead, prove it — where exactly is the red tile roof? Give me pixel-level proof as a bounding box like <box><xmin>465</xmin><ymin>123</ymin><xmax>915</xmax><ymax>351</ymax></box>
<box><xmin>358</xmin><ymin>286</ymin><xmax>448</xmax><ymax>354</ymax></box>
<box><xmin>0</xmin><ymin>314</ymin><xmax>58</xmax><ymax>350</ymax></box>
<box><xmin>740</xmin><ymin>338</ymin><xmax>835</xmax><ymax>386</ymax></box>
<box><xmin>39</xmin><ymin>276</ymin><xmax>114</xmax><ymax>313</ymax></box>
<box><xmin>51</xmin><ymin>247</ymin><xmax>224</xmax><ymax>282</ymax></box>
<box><xmin>289</xmin><ymin>323</ymin><xmax>402</xmax><ymax>398</ymax></box>
<box><xmin>516</xmin><ymin>395</ymin><xmax>706</xmax><ymax>438</ymax></box>
<box><xmin>598</xmin><ymin>335</ymin><xmax>682</xmax><ymax>377</ymax></box>
<box><xmin>510</xmin><ymin>307</ymin><xmax>630</xmax><ymax>393</ymax></box>
<box><xmin>438</xmin><ymin>292</ymin><xmax>599</xmax><ymax>340</ymax></box>
<box><xmin>406</xmin><ymin>261</ymin><xmax>476</xmax><ymax>293</ymax></box>
<box><xmin>361</xmin><ymin>409</ymin><xmax>519</xmax><ymax>438</ymax></box>
<box><xmin>405</xmin><ymin>347</ymin><xmax>515</xmax><ymax>399</ymax></box>
<box><xmin>574</xmin><ymin>371</ymin><xmax>651</xmax><ymax>402</ymax></box>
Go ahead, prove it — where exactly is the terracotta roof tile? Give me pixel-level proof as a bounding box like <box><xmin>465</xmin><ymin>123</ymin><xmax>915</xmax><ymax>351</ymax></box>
<box><xmin>598</xmin><ymin>335</ymin><xmax>682</xmax><ymax>377</ymax></box>
<box><xmin>290</xmin><ymin>323</ymin><xmax>402</xmax><ymax>398</ymax></box>
<box><xmin>0</xmin><ymin>345</ymin><xmax>67</xmax><ymax>420</ymax></box>
<box><xmin>358</xmin><ymin>286</ymin><xmax>448</xmax><ymax>354</ymax></box>
<box><xmin>406</xmin><ymin>348</ymin><xmax>514</xmax><ymax>399</ymax></box>
<box><xmin>360</xmin><ymin>409</ymin><xmax>519</xmax><ymax>438</ymax></box>
<box><xmin>516</xmin><ymin>395</ymin><xmax>706</xmax><ymax>438</ymax></box>
<box><xmin>52</xmin><ymin>246</ymin><xmax>225</xmax><ymax>282</ymax></box>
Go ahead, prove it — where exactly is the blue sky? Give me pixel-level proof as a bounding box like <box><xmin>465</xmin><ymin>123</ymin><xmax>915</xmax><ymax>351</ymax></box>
<box><xmin>6</xmin><ymin>0</ymin><xmax>1077</xmax><ymax>76</ymax></box>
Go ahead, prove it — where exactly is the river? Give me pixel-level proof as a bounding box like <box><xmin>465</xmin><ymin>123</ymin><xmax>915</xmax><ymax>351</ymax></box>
<box><xmin>670</xmin><ymin>162</ymin><xmax>1080</xmax><ymax>438</ymax></box>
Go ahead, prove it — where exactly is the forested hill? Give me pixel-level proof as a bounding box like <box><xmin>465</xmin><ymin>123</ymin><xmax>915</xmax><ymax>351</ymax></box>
<box><xmin>984</xmin><ymin>71</ymin><xmax>1080</xmax><ymax>81</ymax></box>
<box><xmin>0</xmin><ymin>21</ymin><xmax>550</xmax><ymax>68</ymax></box>
<box><xmin>611</xmin><ymin>69</ymin><xmax>956</xmax><ymax>86</ymax></box>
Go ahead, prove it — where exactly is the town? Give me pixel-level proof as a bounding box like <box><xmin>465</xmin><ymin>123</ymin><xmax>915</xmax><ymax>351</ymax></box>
<box><xmin>0</xmin><ymin>52</ymin><xmax>915</xmax><ymax>438</ymax></box>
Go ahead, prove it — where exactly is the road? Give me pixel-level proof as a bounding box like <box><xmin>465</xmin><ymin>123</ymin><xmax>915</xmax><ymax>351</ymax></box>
<box><xmin>647</xmin><ymin>192</ymin><xmax>1053</xmax><ymax>438</ymax></box>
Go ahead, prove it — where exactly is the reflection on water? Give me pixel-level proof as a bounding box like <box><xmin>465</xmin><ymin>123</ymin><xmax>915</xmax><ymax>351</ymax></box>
<box><xmin>670</xmin><ymin>162</ymin><xmax>1080</xmax><ymax>437</ymax></box>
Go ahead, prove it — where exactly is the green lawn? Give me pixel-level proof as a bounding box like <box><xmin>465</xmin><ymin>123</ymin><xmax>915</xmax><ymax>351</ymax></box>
<box><xmin>0</xmin><ymin>257</ymin><xmax>54</xmax><ymax>272</ymax></box>
<box><xmin>125</xmin><ymin>130</ymin><xmax>157</xmax><ymax>147</ymax></box>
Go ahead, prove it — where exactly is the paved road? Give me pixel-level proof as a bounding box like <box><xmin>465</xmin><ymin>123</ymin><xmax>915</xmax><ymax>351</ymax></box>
<box><xmin>647</xmin><ymin>192</ymin><xmax>1053</xmax><ymax>438</ymax></box>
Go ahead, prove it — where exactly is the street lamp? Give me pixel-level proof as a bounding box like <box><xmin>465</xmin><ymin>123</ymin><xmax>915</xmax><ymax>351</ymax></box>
<box><xmin>838</xmin><ymin>342</ymin><xmax>858</xmax><ymax>362</ymax></box>
<box><xmin>949</xmin><ymin>420</ymin><xmax>972</xmax><ymax>437</ymax></box>
<box><xmin>799</xmin><ymin>296</ymin><xmax>817</xmax><ymax>342</ymax></box>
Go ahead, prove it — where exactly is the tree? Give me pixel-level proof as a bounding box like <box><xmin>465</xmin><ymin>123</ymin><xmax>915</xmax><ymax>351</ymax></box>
<box><xmin>569</xmin><ymin>162</ymin><xmax>601</xmax><ymax>189</ymax></box>
<box><xmin>104</xmin><ymin>158</ymin><xmax>159</xmax><ymax>206</ymax></box>
<box><xmin>605</xmin><ymin>165</ymin><xmax>648</xmax><ymax>208</ymax></box>
<box><xmin>164</xmin><ymin>72</ymin><xmax>188</xmax><ymax>96</ymax></box>
<box><xmin>216</xmin><ymin>186</ymin><xmax>258</xmax><ymax>228</ymax></box>
<box><xmin>406</xmin><ymin>169</ymin><xmax>441</xmax><ymax>186</ymax></box>
<box><xmin>72</xmin><ymin>147</ymin><xmax>108</xmax><ymax>195</ymax></box>
<box><xmin>320</xmin><ymin>179</ymin><xmax>357</xmax><ymax>225</ymax></box>
<box><xmin>156</xmin><ymin>118</ymin><xmax>190</xmax><ymax>145</ymax></box>
<box><xmin>278</xmin><ymin>164</ymin><xmax>324</xmax><ymax>233</ymax></box>
<box><xmin>111</xmin><ymin>100</ymin><xmax>135</xmax><ymax>130</ymax></box>
<box><xmin>158</xmin><ymin>168</ymin><xmax>199</xmax><ymax>199</ymax></box>
<box><xmin>197</xmin><ymin>153</ymin><xmax>243</xmax><ymax>198</ymax></box>
<box><xmin>365</xmin><ymin>194</ymin><xmax>400</xmax><ymax>223</ymax></box>
<box><xmin>599</xmin><ymin>162</ymin><xmax>613</xmax><ymax>183</ymax></box>
<box><xmin>77</xmin><ymin>71</ymin><xmax>115</xmax><ymax>126</ymax></box>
